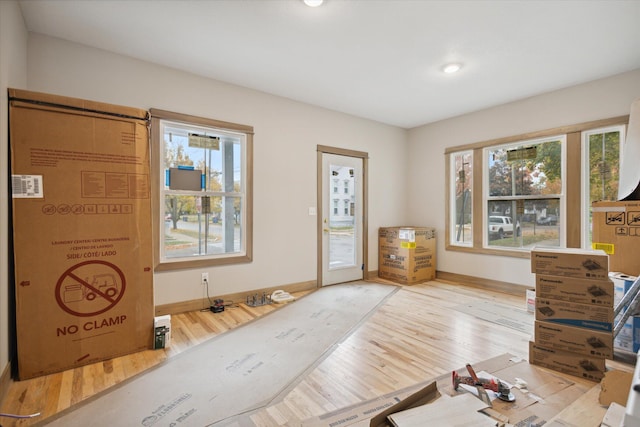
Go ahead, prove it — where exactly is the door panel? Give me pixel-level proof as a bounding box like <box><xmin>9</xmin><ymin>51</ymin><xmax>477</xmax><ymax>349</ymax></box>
<box><xmin>321</xmin><ymin>153</ymin><xmax>363</xmax><ymax>286</ymax></box>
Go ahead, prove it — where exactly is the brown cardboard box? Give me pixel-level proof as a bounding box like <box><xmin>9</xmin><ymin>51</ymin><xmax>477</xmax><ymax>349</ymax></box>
<box><xmin>535</xmin><ymin>297</ymin><xmax>613</xmax><ymax>332</ymax></box>
<box><xmin>529</xmin><ymin>341</ymin><xmax>605</xmax><ymax>382</ymax></box>
<box><xmin>530</xmin><ymin>247</ymin><xmax>609</xmax><ymax>281</ymax></box>
<box><xmin>535</xmin><ymin>274</ymin><xmax>614</xmax><ymax>306</ymax></box>
<box><xmin>534</xmin><ymin>320</ymin><xmax>613</xmax><ymax>358</ymax></box>
<box><xmin>592</xmin><ymin>200</ymin><xmax>640</xmax><ymax>276</ymax></box>
<box><xmin>9</xmin><ymin>89</ymin><xmax>154</xmax><ymax>379</ymax></box>
<box><xmin>378</xmin><ymin>227</ymin><xmax>436</xmax><ymax>284</ymax></box>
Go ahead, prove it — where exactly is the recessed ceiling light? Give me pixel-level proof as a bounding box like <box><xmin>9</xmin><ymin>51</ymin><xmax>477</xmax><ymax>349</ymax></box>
<box><xmin>304</xmin><ymin>0</ymin><xmax>324</xmax><ymax>6</ymax></box>
<box><xmin>443</xmin><ymin>63</ymin><xmax>462</xmax><ymax>74</ymax></box>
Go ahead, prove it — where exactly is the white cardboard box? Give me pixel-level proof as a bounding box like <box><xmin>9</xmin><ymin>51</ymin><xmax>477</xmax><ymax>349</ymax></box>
<box><xmin>154</xmin><ymin>315</ymin><xmax>171</xmax><ymax>348</ymax></box>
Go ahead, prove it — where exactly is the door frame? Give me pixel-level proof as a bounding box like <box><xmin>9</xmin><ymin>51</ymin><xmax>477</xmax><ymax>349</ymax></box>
<box><xmin>317</xmin><ymin>145</ymin><xmax>369</xmax><ymax>287</ymax></box>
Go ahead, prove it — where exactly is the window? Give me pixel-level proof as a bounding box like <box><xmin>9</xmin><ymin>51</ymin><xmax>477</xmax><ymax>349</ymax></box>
<box><xmin>333</xmin><ymin>199</ymin><xmax>339</xmax><ymax>214</ymax></box>
<box><xmin>333</xmin><ymin>179</ymin><xmax>339</xmax><ymax>193</ymax></box>
<box><xmin>344</xmin><ymin>199</ymin><xmax>350</xmax><ymax>215</ymax></box>
<box><xmin>450</xmin><ymin>151</ymin><xmax>473</xmax><ymax>246</ymax></box>
<box><xmin>444</xmin><ymin>115</ymin><xmax>628</xmax><ymax>257</ymax></box>
<box><xmin>150</xmin><ymin>109</ymin><xmax>253</xmax><ymax>270</ymax></box>
<box><xmin>582</xmin><ymin>125</ymin><xmax>625</xmax><ymax>248</ymax></box>
<box><xmin>485</xmin><ymin>136</ymin><xmax>565</xmax><ymax>249</ymax></box>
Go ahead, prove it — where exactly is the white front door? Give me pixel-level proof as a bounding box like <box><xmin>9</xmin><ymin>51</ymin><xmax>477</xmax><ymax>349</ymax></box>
<box><xmin>321</xmin><ymin>153</ymin><xmax>363</xmax><ymax>286</ymax></box>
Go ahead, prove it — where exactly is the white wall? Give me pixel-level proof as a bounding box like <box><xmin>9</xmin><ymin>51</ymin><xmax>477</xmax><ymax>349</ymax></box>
<box><xmin>25</xmin><ymin>34</ymin><xmax>408</xmax><ymax>306</ymax></box>
<box><xmin>407</xmin><ymin>69</ymin><xmax>640</xmax><ymax>288</ymax></box>
<box><xmin>0</xmin><ymin>0</ymin><xmax>28</xmax><ymax>379</ymax></box>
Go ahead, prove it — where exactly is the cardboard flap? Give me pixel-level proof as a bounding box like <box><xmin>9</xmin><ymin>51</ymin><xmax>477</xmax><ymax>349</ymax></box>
<box><xmin>9</xmin><ymin>88</ymin><xmax>148</xmax><ymax>122</ymax></box>
<box><xmin>369</xmin><ymin>381</ymin><xmax>439</xmax><ymax>427</ymax></box>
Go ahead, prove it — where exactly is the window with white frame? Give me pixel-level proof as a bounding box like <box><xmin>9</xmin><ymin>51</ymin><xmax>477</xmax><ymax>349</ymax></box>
<box><xmin>450</xmin><ymin>151</ymin><xmax>473</xmax><ymax>246</ymax></box>
<box><xmin>582</xmin><ymin>125</ymin><xmax>625</xmax><ymax>248</ymax></box>
<box><xmin>151</xmin><ymin>109</ymin><xmax>253</xmax><ymax>270</ymax></box>
<box><xmin>445</xmin><ymin>116</ymin><xmax>627</xmax><ymax>257</ymax></box>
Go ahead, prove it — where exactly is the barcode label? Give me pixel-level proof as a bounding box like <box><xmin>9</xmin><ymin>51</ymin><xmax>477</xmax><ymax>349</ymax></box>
<box><xmin>12</xmin><ymin>175</ymin><xmax>44</xmax><ymax>198</ymax></box>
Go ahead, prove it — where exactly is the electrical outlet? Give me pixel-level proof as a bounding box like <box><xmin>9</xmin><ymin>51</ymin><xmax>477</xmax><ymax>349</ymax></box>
<box><xmin>201</xmin><ymin>272</ymin><xmax>209</xmax><ymax>286</ymax></box>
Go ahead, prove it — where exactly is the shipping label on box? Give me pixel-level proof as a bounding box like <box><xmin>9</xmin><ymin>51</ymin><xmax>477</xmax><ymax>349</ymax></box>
<box><xmin>534</xmin><ymin>320</ymin><xmax>613</xmax><ymax>358</ymax></box>
<box><xmin>535</xmin><ymin>275</ymin><xmax>613</xmax><ymax>306</ymax></box>
<box><xmin>535</xmin><ymin>297</ymin><xmax>613</xmax><ymax>332</ymax></box>
<box><xmin>592</xmin><ymin>201</ymin><xmax>640</xmax><ymax>276</ymax></box>
<box><xmin>531</xmin><ymin>247</ymin><xmax>609</xmax><ymax>280</ymax></box>
<box><xmin>9</xmin><ymin>89</ymin><xmax>154</xmax><ymax>379</ymax></box>
<box><xmin>529</xmin><ymin>341</ymin><xmax>605</xmax><ymax>382</ymax></box>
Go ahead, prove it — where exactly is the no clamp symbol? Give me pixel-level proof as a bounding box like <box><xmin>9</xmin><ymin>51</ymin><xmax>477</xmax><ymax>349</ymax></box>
<box><xmin>55</xmin><ymin>260</ymin><xmax>126</xmax><ymax>317</ymax></box>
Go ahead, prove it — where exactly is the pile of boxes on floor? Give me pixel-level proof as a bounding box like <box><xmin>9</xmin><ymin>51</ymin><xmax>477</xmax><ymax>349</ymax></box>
<box><xmin>529</xmin><ymin>247</ymin><xmax>614</xmax><ymax>382</ymax></box>
<box><xmin>592</xmin><ymin>200</ymin><xmax>640</xmax><ymax>355</ymax></box>
<box><xmin>527</xmin><ymin>200</ymin><xmax>640</xmax><ymax>382</ymax></box>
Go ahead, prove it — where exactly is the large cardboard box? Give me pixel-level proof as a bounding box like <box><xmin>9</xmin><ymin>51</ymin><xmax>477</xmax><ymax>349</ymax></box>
<box><xmin>529</xmin><ymin>341</ymin><xmax>605</xmax><ymax>382</ymax></box>
<box><xmin>378</xmin><ymin>227</ymin><xmax>436</xmax><ymax>284</ymax></box>
<box><xmin>535</xmin><ymin>274</ymin><xmax>614</xmax><ymax>306</ymax></box>
<box><xmin>534</xmin><ymin>320</ymin><xmax>613</xmax><ymax>358</ymax></box>
<box><xmin>535</xmin><ymin>297</ymin><xmax>613</xmax><ymax>332</ymax></box>
<box><xmin>9</xmin><ymin>89</ymin><xmax>154</xmax><ymax>379</ymax></box>
<box><xmin>592</xmin><ymin>201</ymin><xmax>640</xmax><ymax>276</ymax></box>
<box><xmin>530</xmin><ymin>247</ymin><xmax>609</xmax><ymax>280</ymax></box>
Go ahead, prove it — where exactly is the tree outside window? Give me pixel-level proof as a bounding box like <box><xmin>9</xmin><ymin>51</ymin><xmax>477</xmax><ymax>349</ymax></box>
<box><xmin>151</xmin><ymin>109</ymin><xmax>253</xmax><ymax>270</ymax></box>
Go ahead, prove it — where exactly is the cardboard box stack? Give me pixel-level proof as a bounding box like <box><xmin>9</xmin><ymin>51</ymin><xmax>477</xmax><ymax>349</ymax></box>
<box><xmin>529</xmin><ymin>247</ymin><xmax>613</xmax><ymax>381</ymax></box>
<box><xmin>378</xmin><ymin>227</ymin><xmax>436</xmax><ymax>285</ymax></box>
<box><xmin>592</xmin><ymin>201</ymin><xmax>640</xmax><ymax>355</ymax></box>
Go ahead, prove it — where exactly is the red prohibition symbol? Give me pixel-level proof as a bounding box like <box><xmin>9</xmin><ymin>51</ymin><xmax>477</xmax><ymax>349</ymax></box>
<box><xmin>55</xmin><ymin>260</ymin><xmax>126</xmax><ymax>317</ymax></box>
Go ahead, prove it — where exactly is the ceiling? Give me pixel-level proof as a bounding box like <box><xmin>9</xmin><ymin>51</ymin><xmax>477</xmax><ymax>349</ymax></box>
<box><xmin>17</xmin><ymin>0</ymin><xmax>640</xmax><ymax>129</ymax></box>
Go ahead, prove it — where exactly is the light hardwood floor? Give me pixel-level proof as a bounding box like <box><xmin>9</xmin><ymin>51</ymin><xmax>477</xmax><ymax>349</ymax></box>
<box><xmin>0</xmin><ymin>279</ymin><xmax>631</xmax><ymax>426</ymax></box>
